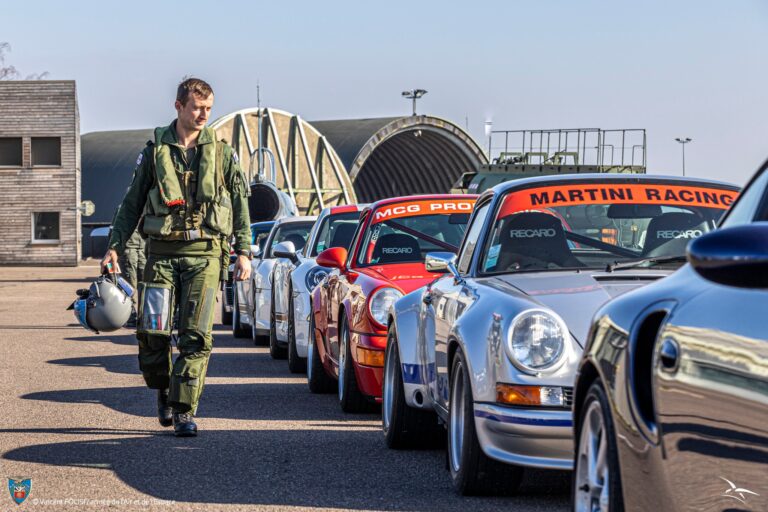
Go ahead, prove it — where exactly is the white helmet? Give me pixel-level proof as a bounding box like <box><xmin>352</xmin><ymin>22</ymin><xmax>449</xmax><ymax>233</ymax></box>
<box><xmin>70</xmin><ymin>274</ymin><xmax>134</xmax><ymax>333</ymax></box>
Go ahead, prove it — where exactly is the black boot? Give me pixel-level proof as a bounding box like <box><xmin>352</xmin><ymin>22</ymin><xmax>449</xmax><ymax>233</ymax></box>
<box><xmin>157</xmin><ymin>389</ymin><xmax>173</xmax><ymax>427</ymax></box>
<box><xmin>173</xmin><ymin>411</ymin><xmax>197</xmax><ymax>437</ymax></box>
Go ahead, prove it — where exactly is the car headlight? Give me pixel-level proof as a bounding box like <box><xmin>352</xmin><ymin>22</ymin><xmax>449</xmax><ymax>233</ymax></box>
<box><xmin>368</xmin><ymin>287</ymin><xmax>403</xmax><ymax>327</ymax></box>
<box><xmin>305</xmin><ymin>266</ymin><xmax>330</xmax><ymax>291</ymax></box>
<box><xmin>506</xmin><ymin>309</ymin><xmax>568</xmax><ymax>374</ymax></box>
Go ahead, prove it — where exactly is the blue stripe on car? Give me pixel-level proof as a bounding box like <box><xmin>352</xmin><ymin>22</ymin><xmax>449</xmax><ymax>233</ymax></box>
<box><xmin>475</xmin><ymin>409</ymin><xmax>572</xmax><ymax>427</ymax></box>
<box><xmin>401</xmin><ymin>363</ymin><xmax>436</xmax><ymax>385</ymax></box>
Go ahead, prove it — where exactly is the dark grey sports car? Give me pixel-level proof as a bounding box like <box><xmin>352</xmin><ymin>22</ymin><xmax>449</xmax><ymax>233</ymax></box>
<box><xmin>573</xmin><ymin>161</ymin><xmax>768</xmax><ymax>511</ymax></box>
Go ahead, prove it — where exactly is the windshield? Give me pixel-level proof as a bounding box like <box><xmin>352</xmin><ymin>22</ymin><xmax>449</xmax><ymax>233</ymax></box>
<box><xmin>481</xmin><ymin>182</ymin><xmax>738</xmax><ymax>274</ymax></box>
<box><xmin>357</xmin><ymin>198</ymin><xmax>476</xmax><ymax>266</ymax></box>
<box><xmin>268</xmin><ymin>222</ymin><xmax>314</xmax><ymax>258</ymax></box>
<box><xmin>251</xmin><ymin>223</ymin><xmax>275</xmax><ymax>254</ymax></box>
<box><xmin>310</xmin><ymin>212</ymin><xmax>361</xmax><ymax>256</ymax></box>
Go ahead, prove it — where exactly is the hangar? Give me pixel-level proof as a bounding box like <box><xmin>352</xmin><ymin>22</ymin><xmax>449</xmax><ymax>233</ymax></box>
<box><xmin>81</xmin><ymin>109</ymin><xmax>487</xmax><ymax>249</ymax></box>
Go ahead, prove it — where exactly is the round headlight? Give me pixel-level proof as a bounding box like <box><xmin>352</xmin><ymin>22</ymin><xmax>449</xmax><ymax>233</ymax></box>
<box><xmin>506</xmin><ymin>310</ymin><xmax>568</xmax><ymax>373</ymax></box>
<box><xmin>305</xmin><ymin>266</ymin><xmax>330</xmax><ymax>291</ymax></box>
<box><xmin>368</xmin><ymin>287</ymin><xmax>403</xmax><ymax>327</ymax></box>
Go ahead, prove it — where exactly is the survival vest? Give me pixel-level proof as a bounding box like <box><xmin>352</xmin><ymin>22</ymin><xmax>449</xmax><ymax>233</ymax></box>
<box><xmin>141</xmin><ymin>126</ymin><xmax>233</xmax><ymax>241</ymax></box>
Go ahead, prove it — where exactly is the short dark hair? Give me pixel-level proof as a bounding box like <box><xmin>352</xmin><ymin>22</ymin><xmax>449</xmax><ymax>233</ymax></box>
<box><xmin>177</xmin><ymin>77</ymin><xmax>213</xmax><ymax>105</ymax></box>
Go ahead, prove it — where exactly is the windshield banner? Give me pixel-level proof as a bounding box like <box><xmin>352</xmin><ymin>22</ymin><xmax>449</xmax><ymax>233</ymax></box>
<box><xmin>372</xmin><ymin>198</ymin><xmax>476</xmax><ymax>224</ymax></box>
<box><xmin>498</xmin><ymin>184</ymin><xmax>738</xmax><ymax>218</ymax></box>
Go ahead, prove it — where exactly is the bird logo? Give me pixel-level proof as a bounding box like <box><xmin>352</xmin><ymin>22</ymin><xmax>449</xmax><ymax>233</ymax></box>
<box><xmin>720</xmin><ymin>477</ymin><xmax>759</xmax><ymax>504</ymax></box>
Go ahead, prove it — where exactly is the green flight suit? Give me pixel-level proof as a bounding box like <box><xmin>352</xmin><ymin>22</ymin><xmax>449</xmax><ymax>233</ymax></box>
<box><xmin>108</xmin><ymin>120</ymin><xmax>251</xmax><ymax>414</ymax></box>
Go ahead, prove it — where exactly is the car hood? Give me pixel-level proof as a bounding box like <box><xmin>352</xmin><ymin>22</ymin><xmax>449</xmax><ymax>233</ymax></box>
<box><xmin>489</xmin><ymin>269</ymin><xmax>672</xmax><ymax>346</ymax></box>
<box><xmin>362</xmin><ymin>264</ymin><xmax>438</xmax><ymax>294</ymax></box>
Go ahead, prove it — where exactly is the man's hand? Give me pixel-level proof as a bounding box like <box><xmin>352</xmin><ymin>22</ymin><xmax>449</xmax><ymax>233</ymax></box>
<box><xmin>234</xmin><ymin>254</ymin><xmax>251</xmax><ymax>281</ymax></box>
<box><xmin>101</xmin><ymin>249</ymin><xmax>121</xmax><ymax>275</ymax></box>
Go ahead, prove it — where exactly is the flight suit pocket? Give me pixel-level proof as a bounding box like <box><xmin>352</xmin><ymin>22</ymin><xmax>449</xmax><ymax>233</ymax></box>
<box><xmin>142</xmin><ymin>215</ymin><xmax>174</xmax><ymax>236</ymax></box>
<box><xmin>203</xmin><ymin>190</ymin><xmax>232</xmax><ymax>235</ymax></box>
<box><xmin>174</xmin><ymin>365</ymin><xmax>201</xmax><ymax>407</ymax></box>
<box><xmin>137</xmin><ymin>282</ymin><xmax>174</xmax><ymax>335</ymax></box>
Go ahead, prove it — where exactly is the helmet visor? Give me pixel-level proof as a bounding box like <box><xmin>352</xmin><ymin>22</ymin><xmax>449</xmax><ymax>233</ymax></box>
<box><xmin>73</xmin><ymin>298</ymin><xmax>94</xmax><ymax>332</ymax></box>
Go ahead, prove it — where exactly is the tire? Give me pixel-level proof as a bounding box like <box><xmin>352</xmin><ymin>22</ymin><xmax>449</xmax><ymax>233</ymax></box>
<box><xmin>269</xmin><ymin>288</ymin><xmax>287</xmax><ymax>359</ymax></box>
<box><xmin>221</xmin><ymin>284</ymin><xmax>233</xmax><ymax>326</ymax></box>
<box><xmin>338</xmin><ymin>313</ymin><xmax>377</xmax><ymax>413</ymax></box>
<box><xmin>232</xmin><ymin>290</ymin><xmax>249</xmax><ymax>338</ymax></box>
<box><xmin>447</xmin><ymin>350</ymin><xmax>523</xmax><ymax>496</ymax></box>
<box><xmin>307</xmin><ymin>306</ymin><xmax>336</xmax><ymax>394</ymax></box>
<box><xmin>287</xmin><ymin>287</ymin><xmax>307</xmax><ymax>373</ymax></box>
<box><xmin>382</xmin><ymin>329</ymin><xmax>442</xmax><ymax>449</ymax></box>
<box><xmin>250</xmin><ymin>288</ymin><xmax>268</xmax><ymax>346</ymax></box>
<box><xmin>574</xmin><ymin>381</ymin><xmax>624</xmax><ymax>512</ymax></box>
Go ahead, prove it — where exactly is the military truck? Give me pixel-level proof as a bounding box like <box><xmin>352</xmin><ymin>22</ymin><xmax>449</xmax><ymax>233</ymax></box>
<box><xmin>453</xmin><ymin>128</ymin><xmax>646</xmax><ymax>194</ymax></box>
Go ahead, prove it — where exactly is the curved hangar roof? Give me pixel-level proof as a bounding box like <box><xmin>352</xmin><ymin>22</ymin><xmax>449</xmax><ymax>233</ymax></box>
<box><xmin>81</xmin><ymin>113</ymin><xmax>486</xmax><ymax>224</ymax></box>
<box><xmin>310</xmin><ymin>115</ymin><xmax>487</xmax><ymax>202</ymax></box>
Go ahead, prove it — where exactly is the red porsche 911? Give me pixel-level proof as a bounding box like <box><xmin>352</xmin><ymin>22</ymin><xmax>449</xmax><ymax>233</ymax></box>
<box><xmin>307</xmin><ymin>194</ymin><xmax>477</xmax><ymax>412</ymax></box>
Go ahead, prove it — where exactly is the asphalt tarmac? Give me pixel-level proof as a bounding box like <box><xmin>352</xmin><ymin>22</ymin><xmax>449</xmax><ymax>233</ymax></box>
<box><xmin>0</xmin><ymin>264</ymin><xmax>570</xmax><ymax>511</ymax></box>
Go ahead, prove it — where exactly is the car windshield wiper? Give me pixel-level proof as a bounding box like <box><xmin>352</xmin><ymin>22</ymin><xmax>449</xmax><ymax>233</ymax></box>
<box><xmin>606</xmin><ymin>255</ymin><xmax>688</xmax><ymax>272</ymax></box>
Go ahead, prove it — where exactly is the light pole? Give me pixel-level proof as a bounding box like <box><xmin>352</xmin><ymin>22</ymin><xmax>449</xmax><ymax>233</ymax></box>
<box><xmin>402</xmin><ymin>89</ymin><xmax>427</xmax><ymax>116</ymax></box>
<box><xmin>484</xmin><ymin>120</ymin><xmax>493</xmax><ymax>160</ymax></box>
<box><xmin>675</xmin><ymin>137</ymin><xmax>692</xmax><ymax>176</ymax></box>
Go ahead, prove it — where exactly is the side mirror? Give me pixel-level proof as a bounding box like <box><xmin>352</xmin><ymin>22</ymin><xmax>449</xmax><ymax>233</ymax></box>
<box><xmin>317</xmin><ymin>247</ymin><xmax>348</xmax><ymax>271</ymax></box>
<box><xmin>273</xmin><ymin>241</ymin><xmax>299</xmax><ymax>264</ymax></box>
<box><xmin>425</xmin><ymin>252</ymin><xmax>462</xmax><ymax>281</ymax></box>
<box><xmin>250</xmin><ymin>244</ymin><xmax>261</xmax><ymax>258</ymax></box>
<box><xmin>687</xmin><ymin>223</ymin><xmax>768</xmax><ymax>288</ymax></box>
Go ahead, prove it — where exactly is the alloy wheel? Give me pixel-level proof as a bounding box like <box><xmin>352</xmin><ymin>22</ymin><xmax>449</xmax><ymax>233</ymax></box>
<box><xmin>449</xmin><ymin>361</ymin><xmax>465</xmax><ymax>473</ymax></box>
<box><xmin>338</xmin><ymin>323</ymin><xmax>347</xmax><ymax>402</ymax></box>
<box><xmin>382</xmin><ymin>341</ymin><xmax>397</xmax><ymax>430</ymax></box>
<box><xmin>575</xmin><ymin>400</ymin><xmax>610</xmax><ymax>512</ymax></box>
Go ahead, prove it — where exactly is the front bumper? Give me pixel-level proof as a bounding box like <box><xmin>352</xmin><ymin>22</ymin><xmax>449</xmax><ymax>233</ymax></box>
<box><xmin>351</xmin><ymin>332</ymin><xmax>386</xmax><ymax>401</ymax></box>
<box><xmin>473</xmin><ymin>403</ymin><xmax>573</xmax><ymax>470</ymax></box>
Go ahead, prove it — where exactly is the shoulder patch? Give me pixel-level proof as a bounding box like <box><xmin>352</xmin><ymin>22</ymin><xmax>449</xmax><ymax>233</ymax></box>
<box><xmin>136</xmin><ymin>152</ymin><xmax>143</xmax><ymax>166</ymax></box>
<box><xmin>232</xmin><ymin>151</ymin><xmax>239</xmax><ymax>163</ymax></box>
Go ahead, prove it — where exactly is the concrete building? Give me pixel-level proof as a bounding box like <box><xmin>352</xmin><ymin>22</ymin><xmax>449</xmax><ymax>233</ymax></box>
<box><xmin>0</xmin><ymin>81</ymin><xmax>81</xmax><ymax>266</ymax></box>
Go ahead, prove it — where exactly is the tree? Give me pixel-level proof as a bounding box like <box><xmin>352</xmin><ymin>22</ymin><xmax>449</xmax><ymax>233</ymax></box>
<box><xmin>0</xmin><ymin>42</ymin><xmax>49</xmax><ymax>80</ymax></box>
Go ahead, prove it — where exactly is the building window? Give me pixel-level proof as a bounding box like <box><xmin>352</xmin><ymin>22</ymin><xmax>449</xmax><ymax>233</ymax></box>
<box><xmin>0</xmin><ymin>137</ymin><xmax>23</xmax><ymax>166</ymax></box>
<box><xmin>32</xmin><ymin>137</ymin><xmax>61</xmax><ymax>166</ymax></box>
<box><xmin>32</xmin><ymin>212</ymin><xmax>60</xmax><ymax>242</ymax></box>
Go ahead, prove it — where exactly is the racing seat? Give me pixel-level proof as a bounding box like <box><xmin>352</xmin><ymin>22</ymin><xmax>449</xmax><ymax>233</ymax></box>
<box><xmin>642</xmin><ymin>212</ymin><xmax>708</xmax><ymax>257</ymax></box>
<box><xmin>283</xmin><ymin>233</ymin><xmax>307</xmax><ymax>253</ymax></box>
<box><xmin>494</xmin><ymin>212</ymin><xmax>583</xmax><ymax>271</ymax></box>
<box><xmin>330</xmin><ymin>223</ymin><xmax>358</xmax><ymax>249</ymax></box>
<box><xmin>372</xmin><ymin>233</ymin><xmax>421</xmax><ymax>264</ymax></box>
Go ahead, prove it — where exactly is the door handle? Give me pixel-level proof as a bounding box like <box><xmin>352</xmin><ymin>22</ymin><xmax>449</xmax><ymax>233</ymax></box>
<box><xmin>658</xmin><ymin>338</ymin><xmax>680</xmax><ymax>372</ymax></box>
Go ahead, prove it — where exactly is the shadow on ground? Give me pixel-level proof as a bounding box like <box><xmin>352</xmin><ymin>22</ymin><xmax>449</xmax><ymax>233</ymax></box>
<box><xmin>9</xmin><ymin>324</ymin><xmax>570</xmax><ymax>510</ymax></box>
<box><xmin>2</xmin><ymin>425</ymin><xmax>570</xmax><ymax>510</ymax></box>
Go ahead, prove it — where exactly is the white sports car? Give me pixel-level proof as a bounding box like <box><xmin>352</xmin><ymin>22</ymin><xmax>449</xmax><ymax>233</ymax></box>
<box><xmin>270</xmin><ymin>205</ymin><xmax>364</xmax><ymax>370</ymax></box>
<box><xmin>232</xmin><ymin>216</ymin><xmax>316</xmax><ymax>346</ymax></box>
<box><xmin>383</xmin><ymin>174</ymin><xmax>739</xmax><ymax>495</ymax></box>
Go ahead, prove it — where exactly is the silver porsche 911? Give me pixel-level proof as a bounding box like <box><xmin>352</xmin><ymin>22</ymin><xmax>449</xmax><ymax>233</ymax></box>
<box><xmin>383</xmin><ymin>174</ymin><xmax>739</xmax><ymax>495</ymax></box>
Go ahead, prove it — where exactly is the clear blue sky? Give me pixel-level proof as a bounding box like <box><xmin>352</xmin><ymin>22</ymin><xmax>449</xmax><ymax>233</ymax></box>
<box><xmin>3</xmin><ymin>0</ymin><xmax>767</xmax><ymax>184</ymax></box>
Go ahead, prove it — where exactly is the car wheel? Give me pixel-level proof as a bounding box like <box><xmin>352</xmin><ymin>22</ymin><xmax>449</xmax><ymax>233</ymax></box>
<box><xmin>574</xmin><ymin>381</ymin><xmax>624</xmax><ymax>512</ymax></box>
<box><xmin>221</xmin><ymin>284</ymin><xmax>233</xmax><ymax>325</ymax></box>
<box><xmin>269</xmin><ymin>289</ymin><xmax>287</xmax><ymax>359</ymax></box>
<box><xmin>307</xmin><ymin>306</ymin><xmax>336</xmax><ymax>394</ymax></box>
<box><xmin>251</xmin><ymin>288</ymin><xmax>268</xmax><ymax>346</ymax></box>
<box><xmin>448</xmin><ymin>350</ymin><xmax>523</xmax><ymax>496</ymax></box>
<box><xmin>232</xmin><ymin>290</ymin><xmax>250</xmax><ymax>338</ymax></box>
<box><xmin>338</xmin><ymin>313</ymin><xmax>377</xmax><ymax>413</ymax></box>
<box><xmin>287</xmin><ymin>286</ymin><xmax>307</xmax><ymax>373</ymax></box>
<box><xmin>382</xmin><ymin>328</ymin><xmax>442</xmax><ymax>449</ymax></box>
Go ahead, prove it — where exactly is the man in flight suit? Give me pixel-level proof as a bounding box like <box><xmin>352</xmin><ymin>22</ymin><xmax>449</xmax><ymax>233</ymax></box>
<box><xmin>102</xmin><ymin>78</ymin><xmax>252</xmax><ymax>436</ymax></box>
